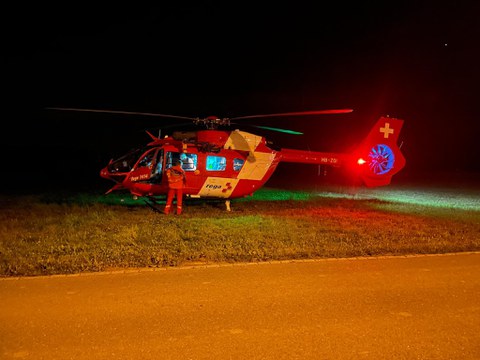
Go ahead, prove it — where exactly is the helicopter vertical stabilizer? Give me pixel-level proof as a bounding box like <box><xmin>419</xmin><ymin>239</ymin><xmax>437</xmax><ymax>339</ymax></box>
<box><xmin>353</xmin><ymin>116</ymin><xmax>406</xmax><ymax>187</ymax></box>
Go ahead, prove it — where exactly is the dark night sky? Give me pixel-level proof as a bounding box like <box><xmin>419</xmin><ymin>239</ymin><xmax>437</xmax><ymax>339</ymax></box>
<box><xmin>1</xmin><ymin>1</ymin><xmax>479</xmax><ymax>192</ymax></box>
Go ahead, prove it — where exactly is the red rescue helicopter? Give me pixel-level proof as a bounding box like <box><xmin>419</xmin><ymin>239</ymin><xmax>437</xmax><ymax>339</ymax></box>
<box><xmin>48</xmin><ymin>107</ymin><xmax>406</xmax><ymax>212</ymax></box>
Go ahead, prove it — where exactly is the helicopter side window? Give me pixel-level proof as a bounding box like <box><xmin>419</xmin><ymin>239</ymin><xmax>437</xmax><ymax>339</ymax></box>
<box><xmin>180</xmin><ymin>153</ymin><xmax>197</xmax><ymax>171</ymax></box>
<box><xmin>233</xmin><ymin>158</ymin><xmax>245</xmax><ymax>172</ymax></box>
<box><xmin>206</xmin><ymin>156</ymin><xmax>226</xmax><ymax>171</ymax></box>
<box><xmin>166</xmin><ymin>152</ymin><xmax>197</xmax><ymax>171</ymax></box>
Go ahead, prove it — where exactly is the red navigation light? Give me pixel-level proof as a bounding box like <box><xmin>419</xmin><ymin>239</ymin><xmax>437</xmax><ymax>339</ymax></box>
<box><xmin>357</xmin><ymin>158</ymin><xmax>366</xmax><ymax>165</ymax></box>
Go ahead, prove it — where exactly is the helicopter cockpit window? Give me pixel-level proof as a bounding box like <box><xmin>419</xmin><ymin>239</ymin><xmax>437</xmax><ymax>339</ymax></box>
<box><xmin>233</xmin><ymin>158</ymin><xmax>245</xmax><ymax>172</ymax></box>
<box><xmin>108</xmin><ymin>148</ymin><xmax>146</xmax><ymax>173</ymax></box>
<box><xmin>150</xmin><ymin>149</ymin><xmax>164</xmax><ymax>183</ymax></box>
<box><xmin>166</xmin><ymin>152</ymin><xmax>198</xmax><ymax>172</ymax></box>
<box><xmin>206</xmin><ymin>155</ymin><xmax>226</xmax><ymax>171</ymax></box>
<box><xmin>137</xmin><ymin>149</ymin><xmax>156</xmax><ymax>168</ymax></box>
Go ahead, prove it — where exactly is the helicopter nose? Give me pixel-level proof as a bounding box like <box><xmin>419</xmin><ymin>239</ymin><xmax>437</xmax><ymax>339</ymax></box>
<box><xmin>100</xmin><ymin>167</ymin><xmax>111</xmax><ymax>179</ymax></box>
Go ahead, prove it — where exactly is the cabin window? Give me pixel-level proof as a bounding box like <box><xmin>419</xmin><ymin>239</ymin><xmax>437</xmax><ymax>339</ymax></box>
<box><xmin>180</xmin><ymin>153</ymin><xmax>197</xmax><ymax>171</ymax></box>
<box><xmin>206</xmin><ymin>155</ymin><xmax>226</xmax><ymax>171</ymax></box>
<box><xmin>166</xmin><ymin>152</ymin><xmax>198</xmax><ymax>172</ymax></box>
<box><xmin>233</xmin><ymin>158</ymin><xmax>245</xmax><ymax>171</ymax></box>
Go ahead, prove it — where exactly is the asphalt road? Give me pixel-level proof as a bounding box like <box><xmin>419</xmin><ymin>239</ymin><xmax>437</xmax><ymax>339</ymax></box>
<box><xmin>1</xmin><ymin>253</ymin><xmax>480</xmax><ymax>360</ymax></box>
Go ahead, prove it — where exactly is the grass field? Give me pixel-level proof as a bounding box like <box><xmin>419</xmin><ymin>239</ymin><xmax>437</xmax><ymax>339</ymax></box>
<box><xmin>1</xmin><ymin>181</ymin><xmax>479</xmax><ymax>277</ymax></box>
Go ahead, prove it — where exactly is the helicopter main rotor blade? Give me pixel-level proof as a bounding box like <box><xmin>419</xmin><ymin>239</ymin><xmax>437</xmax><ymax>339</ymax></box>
<box><xmin>230</xmin><ymin>122</ymin><xmax>303</xmax><ymax>135</ymax></box>
<box><xmin>252</xmin><ymin>126</ymin><xmax>303</xmax><ymax>135</ymax></box>
<box><xmin>230</xmin><ymin>109</ymin><xmax>353</xmax><ymax>121</ymax></box>
<box><xmin>46</xmin><ymin>107</ymin><xmax>197</xmax><ymax>121</ymax></box>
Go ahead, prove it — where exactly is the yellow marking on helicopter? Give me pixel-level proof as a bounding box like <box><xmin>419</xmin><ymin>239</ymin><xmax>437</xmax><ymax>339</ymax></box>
<box><xmin>224</xmin><ymin>130</ymin><xmax>275</xmax><ymax>180</ymax></box>
<box><xmin>224</xmin><ymin>130</ymin><xmax>263</xmax><ymax>152</ymax></box>
<box><xmin>238</xmin><ymin>152</ymin><xmax>276</xmax><ymax>180</ymax></box>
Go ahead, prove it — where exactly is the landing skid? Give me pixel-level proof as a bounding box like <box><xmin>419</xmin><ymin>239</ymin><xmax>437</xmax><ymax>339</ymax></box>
<box><xmin>144</xmin><ymin>196</ymin><xmax>232</xmax><ymax>213</ymax></box>
<box><xmin>144</xmin><ymin>197</ymin><xmax>164</xmax><ymax>214</ymax></box>
<box><xmin>190</xmin><ymin>197</ymin><xmax>233</xmax><ymax>212</ymax></box>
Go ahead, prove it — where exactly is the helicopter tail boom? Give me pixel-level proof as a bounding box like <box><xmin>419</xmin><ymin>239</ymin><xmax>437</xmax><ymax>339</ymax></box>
<box><xmin>279</xmin><ymin>149</ymin><xmax>347</xmax><ymax>167</ymax></box>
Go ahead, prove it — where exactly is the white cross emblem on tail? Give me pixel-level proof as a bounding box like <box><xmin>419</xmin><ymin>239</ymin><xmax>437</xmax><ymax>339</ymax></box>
<box><xmin>380</xmin><ymin>123</ymin><xmax>394</xmax><ymax>138</ymax></box>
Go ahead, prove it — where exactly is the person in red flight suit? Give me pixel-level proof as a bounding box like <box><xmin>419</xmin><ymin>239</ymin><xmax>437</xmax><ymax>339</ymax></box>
<box><xmin>164</xmin><ymin>160</ymin><xmax>186</xmax><ymax>215</ymax></box>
